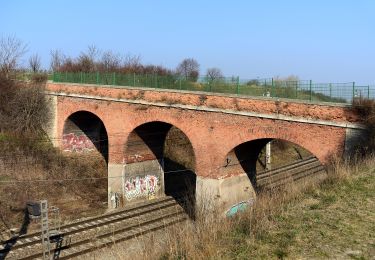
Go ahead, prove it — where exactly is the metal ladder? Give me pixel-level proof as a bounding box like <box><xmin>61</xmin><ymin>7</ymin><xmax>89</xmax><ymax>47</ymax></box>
<box><xmin>40</xmin><ymin>200</ymin><xmax>50</xmax><ymax>260</ymax></box>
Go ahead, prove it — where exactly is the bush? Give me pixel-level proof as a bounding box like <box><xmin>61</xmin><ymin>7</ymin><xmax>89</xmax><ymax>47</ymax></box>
<box><xmin>31</xmin><ymin>73</ymin><xmax>48</xmax><ymax>83</ymax></box>
<box><xmin>0</xmin><ymin>74</ymin><xmax>50</xmax><ymax>135</ymax></box>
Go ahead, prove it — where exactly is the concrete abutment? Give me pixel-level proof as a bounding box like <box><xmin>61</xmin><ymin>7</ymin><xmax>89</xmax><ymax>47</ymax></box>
<box><xmin>196</xmin><ymin>174</ymin><xmax>255</xmax><ymax>216</ymax></box>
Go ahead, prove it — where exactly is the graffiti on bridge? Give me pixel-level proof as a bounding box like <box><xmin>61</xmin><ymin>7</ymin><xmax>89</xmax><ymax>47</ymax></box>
<box><xmin>63</xmin><ymin>133</ymin><xmax>96</xmax><ymax>152</ymax></box>
<box><xmin>124</xmin><ymin>175</ymin><xmax>159</xmax><ymax>201</ymax></box>
<box><xmin>226</xmin><ymin>198</ymin><xmax>255</xmax><ymax>217</ymax></box>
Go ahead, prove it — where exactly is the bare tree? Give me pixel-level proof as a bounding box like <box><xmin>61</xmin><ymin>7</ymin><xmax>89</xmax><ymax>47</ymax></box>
<box><xmin>121</xmin><ymin>53</ymin><xmax>142</xmax><ymax>73</ymax></box>
<box><xmin>76</xmin><ymin>45</ymin><xmax>101</xmax><ymax>72</ymax></box>
<box><xmin>0</xmin><ymin>36</ymin><xmax>27</xmax><ymax>78</ymax></box>
<box><xmin>206</xmin><ymin>67</ymin><xmax>223</xmax><ymax>81</ymax></box>
<box><xmin>0</xmin><ymin>73</ymin><xmax>50</xmax><ymax>134</ymax></box>
<box><xmin>77</xmin><ymin>54</ymin><xmax>95</xmax><ymax>72</ymax></box>
<box><xmin>29</xmin><ymin>54</ymin><xmax>41</xmax><ymax>73</ymax></box>
<box><xmin>99</xmin><ymin>50</ymin><xmax>123</xmax><ymax>72</ymax></box>
<box><xmin>176</xmin><ymin>58</ymin><xmax>200</xmax><ymax>81</ymax></box>
<box><xmin>123</xmin><ymin>53</ymin><xmax>141</xmax><ymax>67</ymax></box>
<box><xmin>87</xmin><ymin>45</ymin><xmax>100</xmax><ymax>63</ymax></box>
<box><xmin>50</xmin><ymin>49</ymin><xmax>66</xmax><ymax>71</ymax></box>
<box><xmin>274</xmin><ymin>75</ymin><xmax>300</xmax><ymax>88</ymax></box>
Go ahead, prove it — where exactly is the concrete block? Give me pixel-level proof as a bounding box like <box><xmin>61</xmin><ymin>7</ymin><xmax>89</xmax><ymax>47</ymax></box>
<box><xmin>196</xmin><ymin>174</ymin><xmax>256</xmax><ymax>215</ymax></box>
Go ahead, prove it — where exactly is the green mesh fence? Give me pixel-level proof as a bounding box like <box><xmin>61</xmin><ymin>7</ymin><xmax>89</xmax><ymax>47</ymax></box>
<box><xmin>52</xmin><ymin>72</ymin><xmax>374</xmax><ymax>104</ymax></box>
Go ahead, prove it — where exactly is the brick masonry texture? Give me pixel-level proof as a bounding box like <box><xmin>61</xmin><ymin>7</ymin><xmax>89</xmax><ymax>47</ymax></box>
<box><xmin>48</xmin><ymin>83</ymin><xmax>356</xmax><ymax>180</ymax></box>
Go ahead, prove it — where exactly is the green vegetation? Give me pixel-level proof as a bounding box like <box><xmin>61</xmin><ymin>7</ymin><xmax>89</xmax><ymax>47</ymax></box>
<box><xmin>223</xmin><ymin>160</ymin><xmax>374</xmax><ymax>259</ymax></box>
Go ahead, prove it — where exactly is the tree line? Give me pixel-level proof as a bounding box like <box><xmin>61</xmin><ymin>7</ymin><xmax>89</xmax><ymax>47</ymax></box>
<box><xmin>50</xmin><ymin>45</ymin><xmax>225</xmax><ymax>82</ymax></box>
<box><xmin>0</xmin><ymin>36</ymin><xmax>224</xmax><ymax>82</ymax></box>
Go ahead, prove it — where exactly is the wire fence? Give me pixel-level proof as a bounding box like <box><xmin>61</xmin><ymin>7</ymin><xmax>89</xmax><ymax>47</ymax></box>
<box><xmin>8</xmin><ymin>71</ymin><xmax>53</xmax><ymax>81</ymax></box>
<box><xmin>52</xmin><ymin>72</ymin><xmax>374</xmax><ymax>104</ymax></box>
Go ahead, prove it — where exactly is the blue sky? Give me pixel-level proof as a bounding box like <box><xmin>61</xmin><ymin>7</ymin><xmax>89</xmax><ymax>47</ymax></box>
<box><xmin>1</xmin><ymin>0</ymin><xmax>374</xmax><ymax>84</ymax></box>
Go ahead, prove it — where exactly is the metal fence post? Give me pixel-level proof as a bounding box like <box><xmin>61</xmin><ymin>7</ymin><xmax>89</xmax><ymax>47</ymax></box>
<box><xmin>264</xmin><ymin>79</ymin><xmax>267</xmax><ymax>95</ymax></box>
<box><xmin>236</xmin><ymin>76</ymin><xmax>240</xmax><ymax>95</ymax></box>
<box><xmin>133</xmin><ymin>73</ymin><xmax>136</xmax><ymax>86</ymax></box>
<box><xmin>329</xmin><ymin>83</ymin><xmax>332</xmax><ymax>99</ymax></box>
<box><xmin>368</xmin><ymin>85</ymin><xmax>370</xmax><ymax>99</ymax></box>
<box><xmin>96</xmin><ymin>72</ymin><xmax>99</xmax><ymax>84</ymax></box>
<box><xmin>271</xmin><ymin>78</ymin><xmax>274</xmax><ymax>97</ymax></box>
<box><xmin>352</xmin><ymin>82</ymin><xmax>355</xmax><ymax>100</ymax></box>
<box><xmin>179</xmin><ymin>78</ymin><xmax>182</xmax><ymax>90</ymax></box>
<box><xmin>113</xmin><ymin>72</ymin><xmax>116</xmax><ymax>85</ymax></box>
<box><xmin>309</xmin><ymin>80</ymin><xmax>312</xmax><ymax>101</ymax></box>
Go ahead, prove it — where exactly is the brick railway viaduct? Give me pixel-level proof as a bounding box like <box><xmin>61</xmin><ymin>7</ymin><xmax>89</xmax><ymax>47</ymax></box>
<box><xmin>45</xmin><ymin>82</ymin><xmax>364</xmax><ymax>214</ymax></box>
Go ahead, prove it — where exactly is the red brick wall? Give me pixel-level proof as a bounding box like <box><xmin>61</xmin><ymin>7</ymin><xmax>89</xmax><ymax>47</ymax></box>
<box><xmin>48</xmin><ymin>82</ymin><xmax>360</xmax><ymax>124</ymax></box>
<box><xmin>54</xmin><ymin>85</ymin><xmax>348</xmax><ymax>179</ymax></box>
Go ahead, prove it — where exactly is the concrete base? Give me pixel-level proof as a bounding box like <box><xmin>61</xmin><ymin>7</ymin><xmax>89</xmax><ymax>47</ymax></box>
<box><xmin>196</xmin><ymin>174</ymin><xmax>256</xmax><ymax>216</ymax></box>
<box><xmin>108</xmin><ymin>160</ymin><xmax>165</xmax><ymax>209</ymax></box>
<box><xmin>123</xmin><ymin>160</ymin><xmax>164</xmax><ymax>202</ymax></box>
<box><xmin>108</xmin><ymin>163</ymin><xmax>124</xmax><ymax>208</ymax></box>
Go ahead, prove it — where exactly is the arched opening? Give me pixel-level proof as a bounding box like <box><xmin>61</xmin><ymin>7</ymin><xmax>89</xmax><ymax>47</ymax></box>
<box><xmin>221</xmin><ymin>138</ymin><xmax>325</xmax><ymax>193</ymax></box>
<box><xmin>62</xmin><ymin>111</ymin><xmax>109</xmax><ymax>206</ymax></box>
<box><xmin>63</xmin><ymin>111</ymin><xmax>108</xmax><ymax>163</ymax></box>
<box><xmin>124</xmin><ymin>121</ymin><xmax>196</xmax><ymax>217</ymax></box>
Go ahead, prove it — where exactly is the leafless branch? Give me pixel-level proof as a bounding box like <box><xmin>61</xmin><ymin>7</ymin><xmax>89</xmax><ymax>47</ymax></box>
<box><xmin>29</xmin><ymin>54</ymin><xmax>41</xmax><ymax>73</ymax></box>
<box><xmin>0</xmin><ymin>36</ymin><xmax>28</xmax><ymax>78</ymax></box>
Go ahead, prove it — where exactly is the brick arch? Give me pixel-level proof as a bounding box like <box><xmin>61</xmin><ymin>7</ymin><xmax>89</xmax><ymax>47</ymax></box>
<box><xmin>219</xmin><ymin>126</ymin><xmax>329</xmax><ymax>170</ymax></box>
<box><xmin>123</xmin><ymin>120</ymin><xmax>197</xmax><ymax>215</ymax></box>
<box><xmin>123</xmin><ymin>119</ymin><xmax>198</xmax><ymax>167</ymax></box>
<box><xmin>218</xmin><ymin>137</ymin><xmax>323</xmax><ymax>195</ymax></box>
<box><xmin>62</xmin><ymin>110</ymin><xmax>109</xmax><ymax>163</ymax></box>
<box><xmin>223</xmin><ymin>136</ymin><xmax>321</xmax><ymax>167</ymax></box>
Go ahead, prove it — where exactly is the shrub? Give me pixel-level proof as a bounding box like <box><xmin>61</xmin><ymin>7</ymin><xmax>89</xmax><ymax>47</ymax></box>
<box><xmin>0</xmin><ymin>74</ymin><xmax>50</xmax><ymax>135</ymax></box>
<box><xmin>31</xmin><ymin>73</ymin><xmax>48</xmax><ymax>83</ymax></box>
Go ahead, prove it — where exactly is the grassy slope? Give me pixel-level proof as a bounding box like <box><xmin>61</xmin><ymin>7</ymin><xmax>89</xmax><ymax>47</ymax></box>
<box><xmin>0</xmin><ymin>136</ymin><xmax>108</xmax><ymax>238</ymax></box>
<box><xmin>93</xmin><ymin>158</ymin><xmax>374</xmax><ymax>260</ymax></box>
<box><xmin>225</xmin><ymin>166</ymin><xmax>375</xmax><ymax>259</ymax></box>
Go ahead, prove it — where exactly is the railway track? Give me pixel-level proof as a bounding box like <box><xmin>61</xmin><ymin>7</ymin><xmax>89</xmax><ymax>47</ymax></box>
<box><xmin>256</xmin><ymin>156</ymin><xmax>327</xmax><ymax>189</ymax></box>
<box><xmin>0</xmin><ymin>157</ymin><xmax>326</xmax><ymax>259</ymax></box>
<box><xmin>0</xmin><ymin>196</ymin><xmax>187</xmax><ymax>259</ymax></box>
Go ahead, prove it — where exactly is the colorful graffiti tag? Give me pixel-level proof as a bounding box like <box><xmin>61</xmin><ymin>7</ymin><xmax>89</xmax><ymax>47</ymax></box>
<box><xmin>226</xmin><ymin>198</ymin><xmax>255</xmax><ymax>217</ymax></box>
<box><xmin>124</xmin><ymin>175</ymin><xmax>159</xmax><ymax>200</ymax></box>
<box><xmin>62</xmin><ymin>133</ymin><xmax>95</xmax><ymax>152</ymax></box>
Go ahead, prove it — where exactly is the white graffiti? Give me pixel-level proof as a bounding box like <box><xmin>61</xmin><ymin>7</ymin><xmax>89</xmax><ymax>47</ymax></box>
<box><xmin>62</xmin><ymin>133</ymin><xmax>95</xmax><ymax>153</ymax></box>
<box><xmin>129</xmin><ymin>154</ymin><xmax>144</xmax><ymax>162</ymax></box>
<box><xmin>124</xmin><ymin>175</ymin><xmax>159</xmax><ymax>200</ymax></box>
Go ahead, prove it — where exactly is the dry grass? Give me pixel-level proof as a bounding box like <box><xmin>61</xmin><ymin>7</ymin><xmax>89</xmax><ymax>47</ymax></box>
<box><xmin>93</xmin><ymin>155</ymin><xmax>375</xmax><ymax>259</ymax></box>
<box><xmin>0</xmin><ymin>136</ymin><xmax>108</xmax><ymax>238</ymax></box>
<box><xmin>0</xmin><ymin>74</ymin><xmax>109</xmax><ymax>239</ymax></box>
